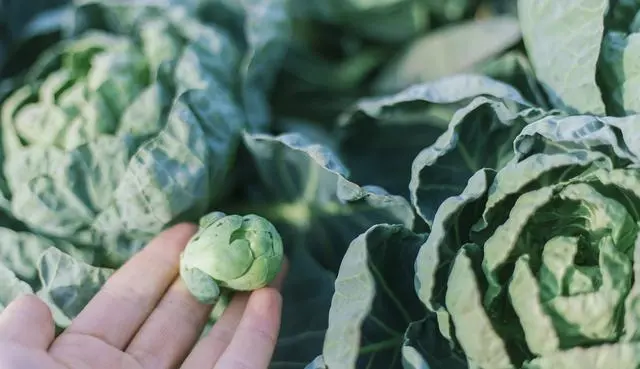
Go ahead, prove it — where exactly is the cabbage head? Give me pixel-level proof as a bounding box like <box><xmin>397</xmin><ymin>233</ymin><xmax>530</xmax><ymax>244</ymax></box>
<box><xmin>0</xmin><ymin>0</ymin><xmax>288</xmax><ymax>266</ymax></box>
<box><xmin>414</xmin><ymin>113</ymin><xmax>640</xmax><ymax>369</ymax></box>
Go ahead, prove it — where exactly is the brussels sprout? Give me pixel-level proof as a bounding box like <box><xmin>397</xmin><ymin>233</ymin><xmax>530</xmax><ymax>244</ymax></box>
<box><xmin>179</xmin><ymin>212</ymin><xmax>284</xmax><ymax>304</ymax></box>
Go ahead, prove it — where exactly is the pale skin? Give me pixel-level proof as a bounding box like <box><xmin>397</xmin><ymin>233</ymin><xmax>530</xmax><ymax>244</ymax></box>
<box><xmin>0</xmin><ymin>223</ymin><xmax>288</xmax><ymax>369</ymax></box>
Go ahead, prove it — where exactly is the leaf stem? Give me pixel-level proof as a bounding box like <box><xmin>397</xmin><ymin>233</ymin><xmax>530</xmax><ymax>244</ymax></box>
<box><xmin>359</xmin><ymin>337</ymin><xmax>403</xmax><ymax>354</ymax></box>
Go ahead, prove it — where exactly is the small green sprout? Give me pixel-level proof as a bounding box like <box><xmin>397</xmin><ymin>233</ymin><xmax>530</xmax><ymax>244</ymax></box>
<box><xmin>179</xmin><ymin>212</ymin><xmax>284</xmax><ymax>304</ymax></box>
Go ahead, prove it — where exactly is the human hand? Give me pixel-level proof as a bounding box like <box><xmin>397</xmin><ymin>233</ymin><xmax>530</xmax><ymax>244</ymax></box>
<box><xmin>0</xmin><ymin>223</ymin><xmax>287</xmax><ymax>369</ymax></box>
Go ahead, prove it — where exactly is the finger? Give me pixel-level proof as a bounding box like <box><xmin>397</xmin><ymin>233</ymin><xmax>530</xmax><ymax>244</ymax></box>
<box><xmin>182</xmin><ymin>259</ymin><xmax>287</xmax><ymax>368</ymax></box>
<box><xmin>181</xmin><ymin>292</ymin><xmax>250</xmax><ymax>369</ymax></box>
<box><xmin>0</xmin><ymin>294</ymin><xmax>55</xmax><ymax>350</ymax></box>
<box><xmin>214</xmin><ymin>288</ymin><xmax>282</xmax><ymax>369</ymax></box>
<box><xmin>182</xmin><ymin>257</ymin><xmax>288</xmax><ymax>368</ymax></box>
<box><xmin>52</xmin><ymin>223</ymin><xmax>197</xmax><ymax>350</ymax></box>
<box><xmin>0</xmin><ymin>343</ymin><xmax>65</xmax><ymax>369</ymax></box>
<box><xmin>125</xmin><ymin>278</ymin><xmax>213</xmax><ymax>369</ymax></box>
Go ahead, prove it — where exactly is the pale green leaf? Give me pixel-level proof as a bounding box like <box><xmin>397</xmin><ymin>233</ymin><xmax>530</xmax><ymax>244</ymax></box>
<box><xmin>36</xmin><ymin>247</ymin><xmax>114</xmax><ymax>328</ymax></box>
<box><xmin>401</xmin><ymin>317</ymin><xmax>468</xmax><ymax>369</ymax></box>
<box><xmin>239</xmin><ymin>131</ymin><xmax>415</xmax><ymax>271</ymax></box>
<box><xmin>322</xmin><ymin>224</ymin><xmax>427</xmax><ymax>369</ymax></box>
<box><xmin>239</xmin><ymin>0</ymin><xmax>291</xmax><ymax>131</ymax></box>
<box><xmin>373</xmin><ymin>16</ymin><xmax>521</xmax><ymax>94</ymax></box>
<box><xmin>518</xmin><ymin>0</ymin><xmax>608</xmax><ymax>114</ymax></box>
<box><xmin>523</xmin><ymin>343</ymin><xmax>640</xmax><ymax>369</ymax></box>
<box><xmin>0</xmin><ymin>262</ymin><xmax>34</xmax><ymax>311</ymax></box>
<box><xmin>339</xmin><ymin>74</ymin><xmax>538</xmax><ymax>224</ymax></box>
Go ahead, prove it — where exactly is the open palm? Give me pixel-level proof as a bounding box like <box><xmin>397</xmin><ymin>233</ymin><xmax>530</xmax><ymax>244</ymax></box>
<box><xmin>0</xmin><ymin>224</ymin><xmax>286</xmax><ymax>369</ymax></box>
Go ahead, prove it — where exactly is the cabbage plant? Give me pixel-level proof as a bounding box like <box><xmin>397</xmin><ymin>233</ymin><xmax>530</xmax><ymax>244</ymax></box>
<box><xmin>414</xmin><ymin>113</ymin><xmax>640</xmax><ymax>368</ymax></box>
<box><xmin>0</xmin><ymin>0</ymin><xmax>287</xmax><ymax>267</ymax></box>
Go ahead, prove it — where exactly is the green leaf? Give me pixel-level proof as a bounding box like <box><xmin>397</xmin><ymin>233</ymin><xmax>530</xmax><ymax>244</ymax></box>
<box><xmin>475</xmin><ymin>51</ymin><xmax>549</xmax><ymax>109</ymax></box>
<box><xmin>401</xmin><ymin>317</ymin><xmax>468</xmax><ymax>369</ymax></box>
<box><xmin>339</xmin><ymin>74</ymin><xmax>540</xmax><ymax>224</ymax></box>
<box><xmin>422</xmin><ymin>0</ymin><xmax>476</xmax><ymax>22</ymax></box>
<box><xmin>513</xmin><ymin>114</ymin><xmax>640</xmax><ymax>165</ymax></box>
<box><xmin>322</xmin><ymin>224</ymin><xmax>427</xmax><ymax>369</ymax></box>
<box><xmin>522</xmin><ymin>343</ymin><xmax>640</xmax><ymax>369</ymax></box>
<box><xmin>600</xmin><ymin>31</ymin><xmax>640</xmax><ymax>115</ymax></box>
<box><xmin>518</xmin><ymin>0</ymin><xmax>608</xmax><ymax>115</ymax></box>
<box><xmin>446</xmin><ymin>244</ymin><xmax>514</xmax><ymax>368</ymax></box>
<box><xmin>3</xmin><ymin>135</ymin><xmax>135</xmax><ymax>246</ymax></box>
<box><xmin>408</xmin><ymin>97</ymin><xmax>544</xmax><ymax>225</ymax></box>
<box><xmin>36</xmin><ymin>247</ymin><xmax>114</xmax><ymax>328</ymax></box>
<box><xmin>483</xmin><ymin>183</ymin><xmax>634</xmax><ymax>346</ymax></box>
<box><xmin>414</xmin><ymin>168</ymin><xmax>495</xmax><ymax>313</ymax></box>
<box><xmin>239</xmin><ymin>0</ymin><xmax>291</xmax><ymax>132</ymax></box>
<box><xmin>0</xmin><ymin>0</ymin><xmax>69</xmax><ymax>78</ymax></box>
<box><xmin>93</xmin><ymin>89</ymin><xmax>243</xmax><ymax>263</ymax></box>
<box><xmin>0</xmin><ymin>228</ymin><xmax>94</xmax><ymax>285</ymax></box>
<box><xmin>2</xmin><ymin>87</ymin><xmax>243</xmax><ymax>265</ymax></box>
<box><xmin>236</xmin><ymin>131</ymin><xmax>415</xmax><ymax>271</ymax></box>
<box><xmin>343</xmin><ymin>74</ymin><xmax>530</xmax><ymax>117</ymax></box>
<box><xmin>623</xmin><ymin>216</ymin><xmax>640</xmax><ymax>341</ymax></box>
<box><xmin>227</xmin><ymin>132</ymin><xmax>416</xmax><ymax>366</ymax></box>
<box><xmin>271</xmin><ymin>246</ymin><xmax>336</xmax><ymax>367</ymax></box>
<box><xmin>290</xmin><ymin>0</ymin><xmax>431</xmax><ymax>43</ymax></box>
<box><xmin>475</xmin><ymin>150</ymin><xmax>615</xmax><ymax>236</ymax></box>
<box><xmin>304</xmin><ymin>355</ymin><xmax>327</xmax><ymax>369</ymax></box>
<box><xmin>0</xmin><ymin>262</ymin><xmax>34</xmax><ymax>311</ymax></box>
<box><xmin>271</xmin><ymin>36</ymin><xmax>390</xmax><ymax>124</ymax></box>
<box><xmin>373</xmin><ymin>16</ymin><xmax>521</xmax><ymax>94</ymax></box>
<box><xmin>413</xmin><ymin>125</ymin><xmax>640</xmax><ymax>367</ymax></box>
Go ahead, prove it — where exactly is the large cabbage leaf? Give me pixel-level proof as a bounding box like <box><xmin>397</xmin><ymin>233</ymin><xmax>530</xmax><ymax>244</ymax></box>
<box><xmin>338</xmin><ymin>74</ymin><xmax>546</xmax><ymax>225</ymax></box>
<box><xmin>273</xmin><ymin>0</ymin><xmax>523</xmax><ymax>124</ymax></box>
<box><xmin>518</xmin><ymin>0</ymin><xmax>640</xmax><ymax>117</ymax></box>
